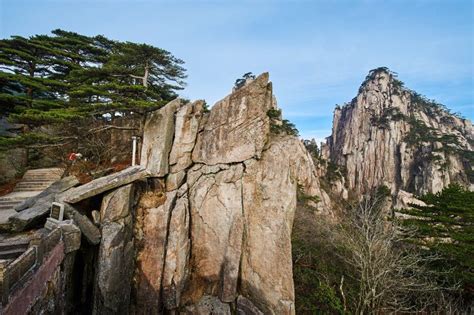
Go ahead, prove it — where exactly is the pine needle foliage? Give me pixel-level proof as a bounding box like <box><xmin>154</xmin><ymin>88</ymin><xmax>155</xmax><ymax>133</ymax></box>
<box><xmin>0</xmin><ymin>29</ymin><xmax>187</xmax><ymax>149</ymax></box>
<box><xmin>399</xmin><ymin>184</ymin><xmax>474</xmax><ymax>307</ymax></box>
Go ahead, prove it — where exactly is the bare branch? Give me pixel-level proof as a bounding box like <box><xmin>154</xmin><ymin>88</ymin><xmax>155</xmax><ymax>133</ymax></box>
<box><xmin>87</xmin><ymin>125</ymin><xmax>139</xmax><ymax>134</ymax></box>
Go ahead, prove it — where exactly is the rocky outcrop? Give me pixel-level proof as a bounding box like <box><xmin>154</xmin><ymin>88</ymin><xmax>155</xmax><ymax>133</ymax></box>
<box><xmin>140</xmin><ymin>99</ymin><xmax>182</xmax><ymax>177</ymax></box>
<box><xmin>126</xmin><ymin>73</ymin><xmax>330</xmax><ymax>314</ymax></box>
<box><xmin>94</xmin><ymin>184</ymin><xmax>135</xmax><ymax>314</ymax></box>
<box><xmin>192</xmin><ymin>74</ymin><xmax>272</xmax><ymax>164</ymax></box>
<box><xmin>326</xmin><ymin>67</ymin><xmax>473</xmax><ymax>203</ymax></box>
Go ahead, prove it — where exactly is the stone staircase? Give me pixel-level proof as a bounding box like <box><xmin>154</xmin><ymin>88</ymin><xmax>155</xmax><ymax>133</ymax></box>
<box><xmin>11</xmin><ymin>168</ymin><xmax>64</xmax><ymax>193</ymax></box>
<box><xmin>0</xmin><ymin>168</ymin><xmax>64</xmax><ymax>230</ymax></box>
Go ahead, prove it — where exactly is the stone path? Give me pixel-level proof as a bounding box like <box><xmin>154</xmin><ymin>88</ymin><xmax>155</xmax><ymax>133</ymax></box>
<box><xmin>0</xmin><ymin>168</ymin><xmax>64</xmax><ymax>230</ymax></box>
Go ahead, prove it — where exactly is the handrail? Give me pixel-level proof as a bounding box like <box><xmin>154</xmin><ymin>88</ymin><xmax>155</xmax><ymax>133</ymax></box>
<box><xmin>0</xmin><ymin>228</ymin><xmax>62</xmax><ymax>306</ymax></box>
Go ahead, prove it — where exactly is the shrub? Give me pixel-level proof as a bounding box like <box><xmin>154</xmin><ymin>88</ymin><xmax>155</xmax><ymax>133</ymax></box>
<box><xmin>267</xmin><ymin>109</ymin><xmax>299</xmax><ymax>137</ymax></box>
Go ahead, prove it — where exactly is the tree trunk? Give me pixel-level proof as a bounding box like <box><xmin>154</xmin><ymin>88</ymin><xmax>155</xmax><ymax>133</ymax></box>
<box><xmin>143</xmin><ymin>61</ymin><xmax>149</xmax><ymax>89</ymax></box>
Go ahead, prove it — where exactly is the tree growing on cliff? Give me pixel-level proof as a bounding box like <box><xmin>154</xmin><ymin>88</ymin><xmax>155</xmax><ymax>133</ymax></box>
<box><xmin>234</xmin><ymin>72</ymin><xmax>256</xmax><ymax>90</ymax></box>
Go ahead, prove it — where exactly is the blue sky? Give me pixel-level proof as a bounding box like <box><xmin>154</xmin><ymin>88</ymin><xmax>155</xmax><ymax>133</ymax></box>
<box><xmin>1</xmin><ymin>0</ymin><xmax>473</xmax><ymax>143</ymax></box>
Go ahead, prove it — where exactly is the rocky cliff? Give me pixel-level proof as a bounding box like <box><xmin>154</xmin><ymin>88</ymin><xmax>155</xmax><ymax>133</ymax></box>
<box><xmin>325</xmin><ymin>67</ymin><xmax>473</xmax><ymax>206</ymax></box>
<box><xmin>130</xmin><ymin>73</ymin><xmax>330</xmax><ymax>314</ymax></box>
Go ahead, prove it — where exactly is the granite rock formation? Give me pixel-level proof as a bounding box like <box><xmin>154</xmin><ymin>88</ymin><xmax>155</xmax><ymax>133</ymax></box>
<box><xmin>326</xmin><ymin>68</ymin><xmax>473</xmax><ymax>206</ymax></box>
<box><xmin>129</xmin><ymin>73</ymin><xmax>330</xmax><ymax>314</ymax></box>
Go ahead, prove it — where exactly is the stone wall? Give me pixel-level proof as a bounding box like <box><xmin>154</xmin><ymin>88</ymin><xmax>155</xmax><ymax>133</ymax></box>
<box><xmin>0</xmin><ymin>225</ymin><xmax>80</xmax><ymax>314</ymax></box>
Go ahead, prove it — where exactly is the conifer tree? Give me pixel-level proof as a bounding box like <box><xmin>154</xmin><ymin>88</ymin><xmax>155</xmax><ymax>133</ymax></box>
<box><xmin>400</xmin><ymin>184</ymin><xmax>474</xmax><ymax>306</ymax></box>
<box><xmin>0</xmin><ymin>29</ymin><xmax>187</xmax><ymax>149</ymax></box>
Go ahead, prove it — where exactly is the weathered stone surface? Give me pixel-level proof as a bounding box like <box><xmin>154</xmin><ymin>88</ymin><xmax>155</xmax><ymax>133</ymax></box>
<box><xmin>166</xmin><ymin>170</ymin><xmax>186</xmax><ymax>192</ymax></box>
<box><xmin>100</xmin><ymin>184</ymin><xmax>133</xmax><ymax>223</ymax></box>
<box><xmin>91</xmin><ymin>210</ymin><xmax>100</xmax><ymax>226</ymax></box>
<box><xmin>184</xmin><ymin>164</ymin><xmax>244</xmax><ymax>304</ymax></box>
<box><xmin>169</xmin><ymin>100</ymin><xmax>204</xmax><ymax>173</ymax></box>
<box><xmin>129</xmin><ymin>73</ymin><xmax>328</xmax><ymax>314</ymax></box>
<box><xmin>192</xmin><ymin>73</ymin><xmax>273</xmax><ymax>165</ymax></box>
<box><xmin>240</xmin><ymin>137</ymin><xmax>307</xmax><ymax>315</ymax></box>
<box><xmin>327</xmin><ymin>68</ymin><xmax>473</xmax><ymax>197</ymax></box>
<box><xmin>237</xmin><ymin>295</ymin><xmax>264</xmax><ymax>315</ymax></box>
<box><xmin>94</xmin><ymin>184</ymin><xmax>134</xmax><ymax>314</ymax></box>
<box><xmin>60</xmin><ymin>223</ymin><xmax>81</xmax><ymax>253</ymax></box>
<box><xmin>395</xmin><ymin>189</ymin><xmax>427</xmax><ymax>209</ymax></box>
<box><xmin>9</xmin><ymin>203</ymin><xmax>51</xmax><ymax>232</ymax></box>
<box><xmin>184</xmin><ymin>295</ymin><xmax>231</xmax><ymax>315</ymax></box>
<box><xmin>140</xmin><ymin>99</ymin><xmax>181</xmax><ymax>176</ymax></box>
<box><xmin>134</xmin><ymin>186</ymin><xmax>176</xmax><ymax>313</ymax></box>
<box><xmin>60</xmin><ymin>166</ymin><xmax>147</xmax><ymax>204</ymax></box>
<box><xmin>64</xmin><ymin>205</ymin><xmax>101</xmax><ymax>245</ymax></box>
<box><xmin>162</xmin><ymin>184</ymin><xmax>190</xmax><ymax>309</ymax></box>
<box><xmin>0</xmin><ymin>209</ymin><xmax>21</xmax><ymax>231</ymax></box>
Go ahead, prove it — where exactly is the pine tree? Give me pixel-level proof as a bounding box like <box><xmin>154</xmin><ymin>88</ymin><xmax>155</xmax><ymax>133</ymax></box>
<box><xmin>400</xmin><ymin>184</ymin><xmax>474</xmax><ymax>306</ymax></box>
<box><xmin>0</xmin><ymin>34</ymin><xmax>67</xmax><ymax>118</ymax></box>
<box><xmin>0</xmin><ymin>29</ymin><xmax>187</xmax><ymax>149</ymax></box>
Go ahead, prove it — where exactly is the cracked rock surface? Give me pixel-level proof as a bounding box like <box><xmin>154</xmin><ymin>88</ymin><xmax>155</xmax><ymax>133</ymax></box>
<box><xmin>124</xmin><ymin>73</ymin><xmax>330</xmax><ymax>314</ymax></box>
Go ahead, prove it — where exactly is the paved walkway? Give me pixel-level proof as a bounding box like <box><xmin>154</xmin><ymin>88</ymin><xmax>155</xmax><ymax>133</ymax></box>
<box><xmin>0</xmin><ymin>168</ymin><xmax>64</xmax><ymax>230</ymax></box>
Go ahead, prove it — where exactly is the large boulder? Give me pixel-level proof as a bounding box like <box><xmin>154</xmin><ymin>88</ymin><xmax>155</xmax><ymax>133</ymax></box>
<box><xmin>192</xmin><ymin>73</ymin><xmax>273</xmax><ymax>165</ymax></box>
<box><xmin>140</xmin><ymin>99</ymin><xmax>182</xmax><ymax>176</ymax></box>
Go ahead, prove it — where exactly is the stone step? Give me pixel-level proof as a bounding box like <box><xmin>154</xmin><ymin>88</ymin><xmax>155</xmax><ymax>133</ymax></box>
<box><xmin>0</xmin><ymin>207</ymin><xmax>17</xmax><ymax>211</ymax></box>
<box><xmin>23</xmin><ymin>172</ymin><xmax>61</xmax><ymax>175</ymax></box>
<box><xmin>15</xmin><ymin>181</ymin><xmax>52</xmax><ymax>185</ymax></box>
<box><xmin>23</xmin><ymin>172</ymin><xmax>63</xmax><ymax>176</ymax></box>
<box><xmin>23</xmin><ymin>172</ymin><xmax>62</xmax><ymax>175</ymax></box>
<box><xmin>11</xmin><ymin>188</ymin><xmax>43</xmax><ymax>192</ymax></box>
<box><xmin>22</xmin><ymin>177</ymin><xmax>61</xmax><ymax>180</ymax></box>
<box><xmin>17</xmin><ymin>179</ymin><xmax>56</xmax><ymax>183</ymax></box>
<box><xmin>24</xmin><ymin>171</ymin><xmax>62</xmax><ymax>174</ymax></box>
<box><xmin>13</xmin><ymin>189</ymin><xmax>49</xmax><ymax>192</ymax></box>
<box><xmin>15</xmin><ymin>181</ymin><xmax>51</xmax><ymax>185</ymax></box>
<box><xmin>24</xmin><ymin>168</ymin><xmax>63</xmax><ymax>172</ymax></box>
<box><xmin>0</xmin><ymin>240</ymin><xmax>29</xmax><ymax>260</ymax></box>
<box><xmin>15</xmin><ymin>183</ymin><xmax>51</xmax><ymax>188</ymax></box>
<box><xmin>21</xmin><ymin>176</ymin><xmax>60</xmax><ymax>182</ymax></box>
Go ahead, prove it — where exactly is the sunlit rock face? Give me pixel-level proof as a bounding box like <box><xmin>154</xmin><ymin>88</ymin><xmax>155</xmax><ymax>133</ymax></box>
<box><xmin>326</xmin><ymin>68</ymin><xmax>473</xmax><ymax>204</ymax></box>
<box><xmin>131</xmin><ymin>73</ymin><xmax>330</xmax><ymax>314</ymax></box>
